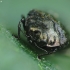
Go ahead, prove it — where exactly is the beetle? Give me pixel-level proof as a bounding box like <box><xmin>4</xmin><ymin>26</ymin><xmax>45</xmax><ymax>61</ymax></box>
<box><xmin>18</xmin><ymin>9</ymin><xmax>67</xmax><ymax>58</ymax></box>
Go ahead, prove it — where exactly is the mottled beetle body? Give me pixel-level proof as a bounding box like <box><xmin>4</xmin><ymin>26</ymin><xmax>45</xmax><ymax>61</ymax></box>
<box><xmin>18</xmin><ymin>9</ymin><xmax>67</xmax><ymax>57</ymax></box>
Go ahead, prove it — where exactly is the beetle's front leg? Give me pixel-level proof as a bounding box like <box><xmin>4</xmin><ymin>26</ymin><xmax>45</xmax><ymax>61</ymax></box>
<box><xmin>38</xmin><ymin>47</ymin><xmax>58</xmax><ymax>59</ymax></box>
<box><xmin>18</xmin><ymin>15</ymin><xmax>25</xmax><ymax>39</ymax></box>
<box><xmin>38</xmin><ymin>51</ymin><xmax>53</xmax><ymax>59</ymax></box>
<box><xmin>18</xmin><ymin>21</ymin><xmax>21</xmax><ymax>39</ymax></box>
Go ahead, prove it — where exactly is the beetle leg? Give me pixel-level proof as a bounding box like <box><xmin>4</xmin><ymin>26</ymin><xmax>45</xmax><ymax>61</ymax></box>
<box><xmin>18</xmin><ymin>15</ymin><xmax>25</xmax><ymax>39</ymax></box>
<box><xmin>21</xmin><ymin>15</ymin><xmax>26</xmax><ymax>30</ymax></box>
<box><xmin>34</xmin><ymin>42</ymin><xmax>48</xmax><ymax>53</ymax></box>
<box><xmin>38</xmin><ymin>47</ymin><xmax>58</xmax><ymax>59</ymax></box>
<box><xmin>38</xmin><ymin>51</ymin><xmax>53</xmax><ymax>59</ymax></box>
<box><xmin>34</xmin><ymin>42</ymin><xmax>49</xmax><ymax>59</ymax></box>
<box><xmin>18</xmin><ymin>21</ymin><xmax>21</xmax><ymax>39</ymax></box>
<box><xmin>34</xmin><ymin>40</ymin><xmax>55</xmax><ymax>59</ymax></box>
<box><xmin>18</xmin><ymin>21</ymin><xmax>25</xmax><ymax>39</ymax></box>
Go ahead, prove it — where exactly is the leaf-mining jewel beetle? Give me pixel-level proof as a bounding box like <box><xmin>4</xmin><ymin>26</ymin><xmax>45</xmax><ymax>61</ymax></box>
<box><xmin>18</xmin><ymin>9</ymin><xmax>67</xmax><ymax>58</ymax></box>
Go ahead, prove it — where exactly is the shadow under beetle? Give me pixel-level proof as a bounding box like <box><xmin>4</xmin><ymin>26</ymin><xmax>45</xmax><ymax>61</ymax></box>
<box><xmin>18</xmin><ymin>9</ymin><xmax>67</xmax><ymax>58</ymax></box>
